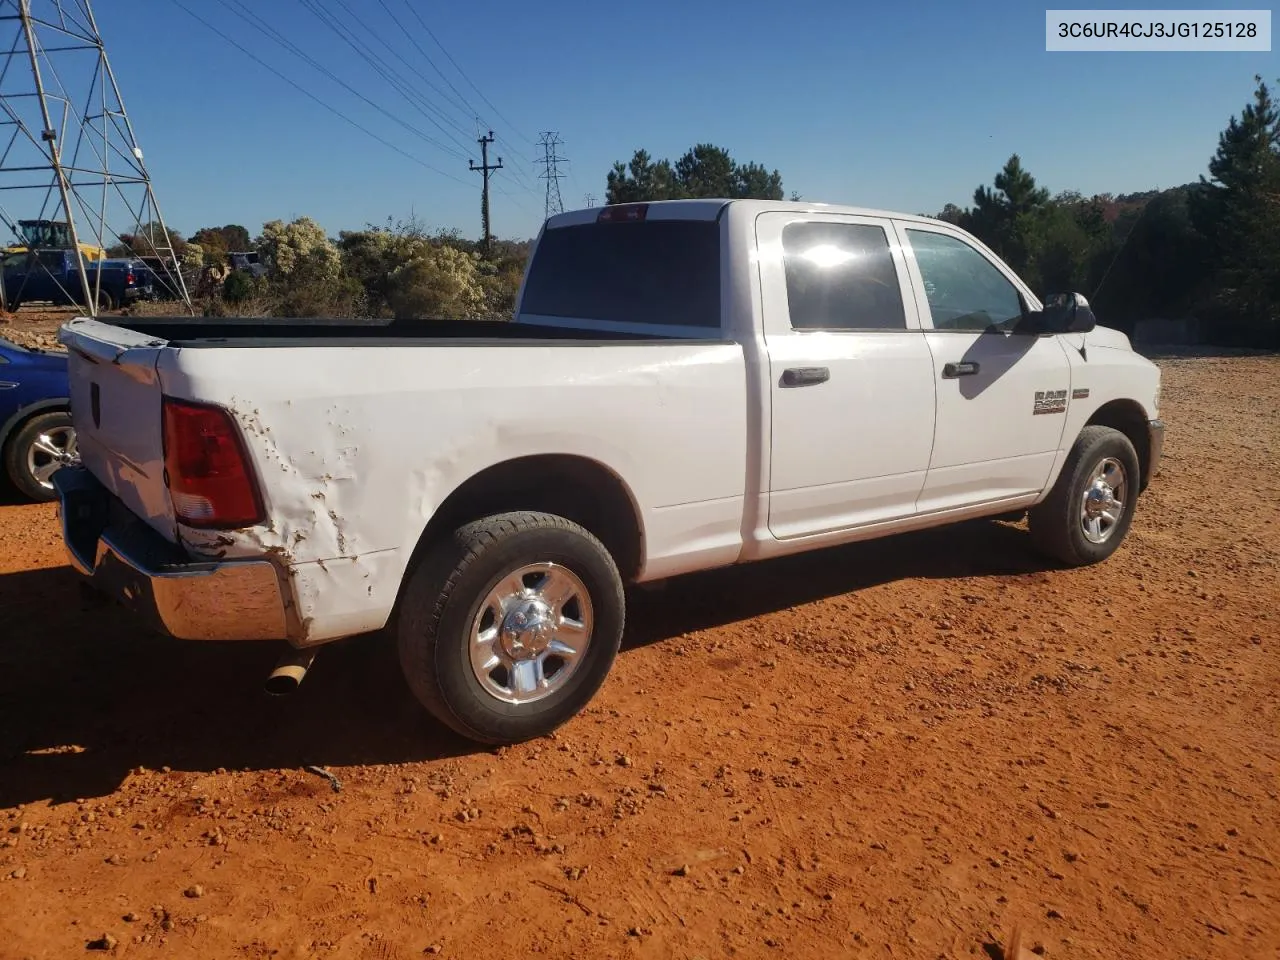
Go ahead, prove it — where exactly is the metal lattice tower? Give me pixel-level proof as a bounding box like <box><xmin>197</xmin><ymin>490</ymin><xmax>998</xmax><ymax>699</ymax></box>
<box><xmin>0</xmin><ymin>0</ymin><xmax>191</xmax><ymax>315</ymax></box>
<box><xmin>536</xmin><ymin>131</ymin><xmax>565</xmax><ymax>220</ymax></box>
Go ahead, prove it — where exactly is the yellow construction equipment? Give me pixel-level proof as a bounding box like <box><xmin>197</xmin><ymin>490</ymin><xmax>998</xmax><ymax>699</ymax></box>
<box><xmin>4</xmin><ymin>219</ymin><xmax>105</xmax><ymax>260</ymax></box>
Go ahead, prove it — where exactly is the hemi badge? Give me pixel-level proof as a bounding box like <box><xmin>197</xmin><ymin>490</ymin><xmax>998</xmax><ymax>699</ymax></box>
<box><xmin>1072</xmin><ymin>388</ymin><xmax>1090</xmax><ymax>400</ymax></box>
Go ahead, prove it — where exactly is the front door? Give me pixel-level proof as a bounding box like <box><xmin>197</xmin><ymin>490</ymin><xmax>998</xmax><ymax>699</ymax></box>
<box><xmin>756</xmin><ymin>211</ymin><xmax>937</xmax><ymax>540</ymax></box>
<box><xmin>894</xmin><ymin>222</ymin><xmax>1072</xmax><ymax>513</ymax></box>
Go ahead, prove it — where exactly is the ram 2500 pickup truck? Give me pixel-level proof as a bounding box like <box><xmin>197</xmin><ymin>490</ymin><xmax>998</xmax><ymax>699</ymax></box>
<box><xmin>53</xmin><ymin>199</ymin><xmax>1164</xmax><ymax>745</ymax></box>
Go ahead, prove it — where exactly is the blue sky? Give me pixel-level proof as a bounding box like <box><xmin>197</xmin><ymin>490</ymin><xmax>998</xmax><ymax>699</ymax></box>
<box><xmin>100</xmin><ymin>0</ymin><xmax>1276</xmax><ymax>242</ymax></box>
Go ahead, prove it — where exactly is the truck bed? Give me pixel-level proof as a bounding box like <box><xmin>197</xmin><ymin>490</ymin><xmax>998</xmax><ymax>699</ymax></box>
<box><xmin>111</xmin><ymin>316</ymin><xmax>723</xmax><ymax>348</ymax></box>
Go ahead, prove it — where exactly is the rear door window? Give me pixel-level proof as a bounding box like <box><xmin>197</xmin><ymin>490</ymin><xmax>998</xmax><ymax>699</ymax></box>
<box><xmin>781</xmin><ymin>221</ymin><xmax>906</xmax><ymax>330</ymax></box>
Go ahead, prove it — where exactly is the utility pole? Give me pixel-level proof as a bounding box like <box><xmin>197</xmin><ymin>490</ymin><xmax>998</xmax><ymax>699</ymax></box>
<box><xmin>469</xmin><ymin>130</ymin><xmax>502</xmax><ymax>251</ymax></box>
<box><xmin>535</xmin><ymin>131</ymin><xmax>566</xmax><ymax>221</ymax></box>
<box><xmin>584</xmin><ymin>194</ymin><xmax>597</xmax><ymax>208</ymax></box>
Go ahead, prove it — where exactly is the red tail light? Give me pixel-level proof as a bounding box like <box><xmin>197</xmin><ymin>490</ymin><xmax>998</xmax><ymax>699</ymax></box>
<box><xmin>126</xmin><ymin>272</ymin><xmax>136</xmax><ymax>284</ymax></box>
<box><xmin>597</xmin><ymin>203</ymin><xmax>648</xmax><ymax>223</ymax></box>
<box><xmin>161</xmin><ymin>397</ymin><xmax>264</xmax><ymax>528</ymax></box>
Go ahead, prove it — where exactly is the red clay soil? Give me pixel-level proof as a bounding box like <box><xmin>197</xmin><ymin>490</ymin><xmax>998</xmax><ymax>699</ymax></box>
<box><xmin>1</xmin><ymin>354</ymin><xmax>1277</xmax><ymax>960</ymax></box>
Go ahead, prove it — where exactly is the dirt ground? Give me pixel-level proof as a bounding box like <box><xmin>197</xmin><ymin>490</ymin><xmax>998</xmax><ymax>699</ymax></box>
<box><xmin>1</xmin><ymin>352</ymin><xmax>1277</xmax><ymax>960</ymax></box>
<box><xmin>1</xmin><ymin>306</ymin><xmax>99</xmax><ymax>351</ymax></box>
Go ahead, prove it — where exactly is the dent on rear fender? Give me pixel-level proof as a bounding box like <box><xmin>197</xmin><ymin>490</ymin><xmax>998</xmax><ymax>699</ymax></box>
<box><xmin>179</xmin><ymin>400</ymin><xmax>360</xmax><ymax>564</ymax></box>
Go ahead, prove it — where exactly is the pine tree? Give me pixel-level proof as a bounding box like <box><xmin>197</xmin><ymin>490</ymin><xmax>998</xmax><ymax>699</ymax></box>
<box><xmin>1191</xmin><ymin>75</ymin><xmax>1280</xmax><ymax>343</ymax></box>
<box><xmin>967</xmin><ymin>154</ymin><xmax>1050</xmax><ymax>273</ymax></box>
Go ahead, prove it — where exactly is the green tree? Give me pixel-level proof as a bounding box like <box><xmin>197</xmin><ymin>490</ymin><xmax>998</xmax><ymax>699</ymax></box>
<box><xmin>190</xmin><ymin>224</ymin><xmax>252</xmax><ymax>265</ymax></box>
<box><xmin>1190</xmin><ymin>75</ymin><xmax>1280</xmax><ymax>343</ymax></box>
<box><xmin>107</xmin><ymin>221</ymin><xmax>189</xmax><ymax>260</ymax></box>
<box><xmin>256</xmin><ymin>216</ymin><xmax>341</xmax><ymax>280</ymax></box>
<box><xmin>966</xmin><ymin>154</ymin><xmax>1050</xmax><ymax>273</ymax></box>
<box><xmin>605</xmin><ymin>143</ymin><xmax>784</xmax><ymax>204</ymax></box>
<box><xmin>336</xmin><ymin>217</ymin><xmax>489</xmax><ymax>320</ymax></box>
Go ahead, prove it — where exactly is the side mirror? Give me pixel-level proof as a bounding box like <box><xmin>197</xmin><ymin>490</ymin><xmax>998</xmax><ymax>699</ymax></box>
<box><xmin>1020</xmin><ymin>292</ymin><xmax>1096</xmax><ymax>334</ymax></box>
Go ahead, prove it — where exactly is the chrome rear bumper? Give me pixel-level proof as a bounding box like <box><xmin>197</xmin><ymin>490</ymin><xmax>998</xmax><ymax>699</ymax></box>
<box><xmin>52</xmin><ymin>466</ymin><xmax>289</xmax><ymax>641</ymax></box>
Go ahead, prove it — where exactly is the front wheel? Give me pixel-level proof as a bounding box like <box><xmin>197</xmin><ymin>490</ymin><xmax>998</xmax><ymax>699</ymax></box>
<box><xmin>396</xmin><ymin>511</ymin><xmax>625</xmax><ymax>745</ymax></box>
<box><xmin>1028</xmin><ymin>425</ymin><xmax>1140</xmax><ymax>567</ymax></box>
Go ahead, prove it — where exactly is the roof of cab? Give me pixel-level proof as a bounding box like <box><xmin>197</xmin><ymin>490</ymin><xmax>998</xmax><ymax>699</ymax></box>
<box><xmin>543</xmin><ymin>198</ymin><xmax>948</xmax><ymax>230</ymax></box>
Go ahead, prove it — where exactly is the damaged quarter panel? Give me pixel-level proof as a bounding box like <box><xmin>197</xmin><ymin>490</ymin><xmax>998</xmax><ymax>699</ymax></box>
<box><xmin>156</xmin><ymin>339</ymin><xmax>747</xmax><ymax>641</ymax></box>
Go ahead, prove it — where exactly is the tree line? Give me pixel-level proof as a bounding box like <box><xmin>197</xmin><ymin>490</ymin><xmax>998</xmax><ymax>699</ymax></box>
<box><xmin>926</xmin><ymin>75</ymin><xmax>1278</xmax><ymax>347</ymax></box>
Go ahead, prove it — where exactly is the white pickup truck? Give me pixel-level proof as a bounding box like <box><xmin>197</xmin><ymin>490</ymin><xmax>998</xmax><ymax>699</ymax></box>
<box><xmin>53</xmin><ymin>199</ymin><xmax>1164</xmax><ymax>745</ymax></box>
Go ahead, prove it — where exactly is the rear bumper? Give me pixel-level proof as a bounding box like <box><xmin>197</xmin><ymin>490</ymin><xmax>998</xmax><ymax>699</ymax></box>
<box><xmin>52</xmin><ymin>465</ymin><xmax>290</xmax><ymax>641</ymax></box>
<box><xmin>1145</xmin><ymin>418</ymin><xmax>1165</xmax><ymax>490</ymax></box>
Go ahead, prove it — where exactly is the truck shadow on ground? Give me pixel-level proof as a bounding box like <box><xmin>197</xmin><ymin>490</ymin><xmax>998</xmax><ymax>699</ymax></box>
<box><xmin>0</xmin><ymin>517</ymin><xmax>1049</xmax><ymax>806</ymax></box>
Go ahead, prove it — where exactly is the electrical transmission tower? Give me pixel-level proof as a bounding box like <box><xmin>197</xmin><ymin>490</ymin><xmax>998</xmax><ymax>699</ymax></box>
<box><xmin>0</xmin><ymin>0</ymin><xmax>191</xmax><ymax>315</ymax></box>
<box><xmin>469</xmin><ymin>130</ymin><xmax>502</xmax><ymax>252</ymax></box>
<box><xmin>536</xmin><ymin>131</ymin><xmax>565</xmax><ymax>221</ymax></box>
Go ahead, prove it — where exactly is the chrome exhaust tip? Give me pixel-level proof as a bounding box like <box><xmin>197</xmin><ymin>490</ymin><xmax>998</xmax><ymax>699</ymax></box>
<box><xmin>265</xmin><ymin>647</ymin><xmax>317</xmax><ymax>696</ymax></box>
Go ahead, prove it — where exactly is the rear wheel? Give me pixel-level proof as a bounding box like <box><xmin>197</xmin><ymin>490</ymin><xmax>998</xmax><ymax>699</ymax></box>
<box><xmin>95</xmin><ymin>288</ymin><xmax>115</xmax><ymax>313</ymax></box>
<box><xmin>1028</xmin><ymin>425</ymin><xmax>1140</xmax><ymax>566</ymax></box>
<box><xmin>3</xmin><ymin>410</ymin><xmax>77</xmax><ymax>502</ymax></box>
<box><xmin>396</xmin><ymin>511</ymin><xmax>625</xmax><ymax>745</ymax></box>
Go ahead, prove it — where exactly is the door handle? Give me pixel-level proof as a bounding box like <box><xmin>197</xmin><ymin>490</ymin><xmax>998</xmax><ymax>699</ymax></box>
<box><xmin>942</xmin><ymin>361</ymin><xmax>980</xmax><ymax>379</ymax></box>
<box><xmin>781</xmin><ymin>366</ymin><xmax>829</xmax><ymax>388</ymax></box>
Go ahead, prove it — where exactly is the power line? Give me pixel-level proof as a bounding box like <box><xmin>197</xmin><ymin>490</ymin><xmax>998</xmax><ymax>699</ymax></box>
<box><xmin>396</xmin><ymin>1</ymin><xmax>535</xmax><ymax>147</ymax></box>
<box><xmin>370</xmin><ymin>0</ymin><xmax>476</xmax><ymax>120</ymax></box>
<box><xmin>215</xmin><ymin>0</ymin><xmax>470</xmax><ymax>163</ymax></box>
<box><xmin>536</xmin><ymin>131</ymin><xmax>565</xmax><ymax>221</ymax></box>
<box><xmin>164</xmin><ymin>0</ymin><xmax>470</xmax><ymax>187</ymax></box>
<box><xmin>295</xmin><ymin>0</ymin><xmax>479</xmax><ymax>158</ymax></box>
<box><xmin>328</xmin><ymin>0</ymin><xmax>479</xmax><ymax>145</ymax></box>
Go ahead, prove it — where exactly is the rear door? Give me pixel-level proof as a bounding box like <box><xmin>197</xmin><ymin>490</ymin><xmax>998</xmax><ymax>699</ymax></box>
<box><xmin>895</xmin><ymin>222</ymin><xmax>1072</xmax><ymax>512</ymax></box>
<box><xmin>61</xmin><ymin>319</ymin><xmax>175</xmax><ymax>539</ymax></box>
<box><xmin>756</xmin><ymin>211</ymin><xmax>936</xmax><ymax>539</ymax></box>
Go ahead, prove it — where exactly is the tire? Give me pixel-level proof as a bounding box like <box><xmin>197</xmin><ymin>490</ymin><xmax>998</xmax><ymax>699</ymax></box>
<box><xmin>3</xmin><ymin>410</ymin><xmax>77</xmax><ymax>502</ymax></box>
<box><xmin>396</xmin><ymin>511</ymin><xmax>625</xmax><ymax>745</ymax></box>
<box><xmin>95</xmin><ymin>289</ymin><xmax>115</xmax><ymax>313</ymax></box>
<box><xmin>1028</xmin><ymin>425</ymin><xmax>1140</xmax><ymax>567</ymax></box>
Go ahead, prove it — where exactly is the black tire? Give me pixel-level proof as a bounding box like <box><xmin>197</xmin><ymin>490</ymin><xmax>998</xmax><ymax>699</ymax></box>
<box><xmin>95</xmin><ymin>289</ymin><xmax>115</xmax><ymax>313</ymax></box>
<box><xmin>1027</xmin><ymin>425</ymin><xmax>1140</xmax><ymax>567</ymax></box>
<box><xmin>3</xmin><ymin>410</ymin><xmax>75</xmax><ymax>502</ymax></box>
<box><xmin>396</xmin><ymin>511</ymin><xmax>625</xmax><ymax>745</ymax></box>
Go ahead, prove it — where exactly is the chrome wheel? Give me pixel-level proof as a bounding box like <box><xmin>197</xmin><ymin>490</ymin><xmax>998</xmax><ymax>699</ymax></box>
<box><xmin>1080</xmin><ymin>456</ymin><xmax>1126</xmax><ymax>544</ymax></box>
<box><xmin>25</xmin><ymin>424</ymin><xmax>77</xmax><ymax>490</ymax></box>
<box><xmin>469</xmin><ymin>561</ymin><xmax>593</xmax><ymax>705</ymax></box>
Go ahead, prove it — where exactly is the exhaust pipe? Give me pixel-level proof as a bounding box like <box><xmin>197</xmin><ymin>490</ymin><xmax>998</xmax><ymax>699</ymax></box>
<box><xmin>265</xmin><ymin>647</ymin><xmax>317</xmax><ymax>696</ymax></box>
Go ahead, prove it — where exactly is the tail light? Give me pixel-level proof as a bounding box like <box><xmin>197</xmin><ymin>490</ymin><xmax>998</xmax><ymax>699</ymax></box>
<box><xmin>126</xmin><ymin>272</ymin><xmax>136</xmax><ymax>285</ymax></box>
<box><xmin>161</xmin><ymin>397</ymin><xmax>264</xmax><ymax>528</ymax></box>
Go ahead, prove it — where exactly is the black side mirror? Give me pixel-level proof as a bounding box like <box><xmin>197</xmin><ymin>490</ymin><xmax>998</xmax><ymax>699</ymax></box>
<box><xmin>1019</xmin><ymin>292</ymin><xmax>1097</xmax><ymax>335</ymax></box>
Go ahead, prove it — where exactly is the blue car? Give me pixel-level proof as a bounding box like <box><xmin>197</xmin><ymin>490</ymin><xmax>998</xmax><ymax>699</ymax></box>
<box><xmin>0</xmin><ymin>334</ymin><xmax>76</xmax><ymax>501</ymax></box>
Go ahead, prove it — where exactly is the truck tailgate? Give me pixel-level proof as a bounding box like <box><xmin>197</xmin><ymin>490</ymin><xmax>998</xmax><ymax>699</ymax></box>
<box><xmin>60</xmin><ymin>318</ymin><xmax>176</xmax><ymax>542</ymax></box>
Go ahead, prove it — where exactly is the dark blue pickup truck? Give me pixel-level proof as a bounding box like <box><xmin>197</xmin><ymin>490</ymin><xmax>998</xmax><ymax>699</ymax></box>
<box><xmin>2</xmin><ymin>248</ymin><xmax>151</xmax><ymax>311</ymax></box>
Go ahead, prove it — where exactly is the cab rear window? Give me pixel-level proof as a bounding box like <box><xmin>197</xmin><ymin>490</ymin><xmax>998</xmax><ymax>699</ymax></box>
<box><xmin>520</xmin><ymin>220</ymin><xmax>721</xmax><ymax>329</ymax></box>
